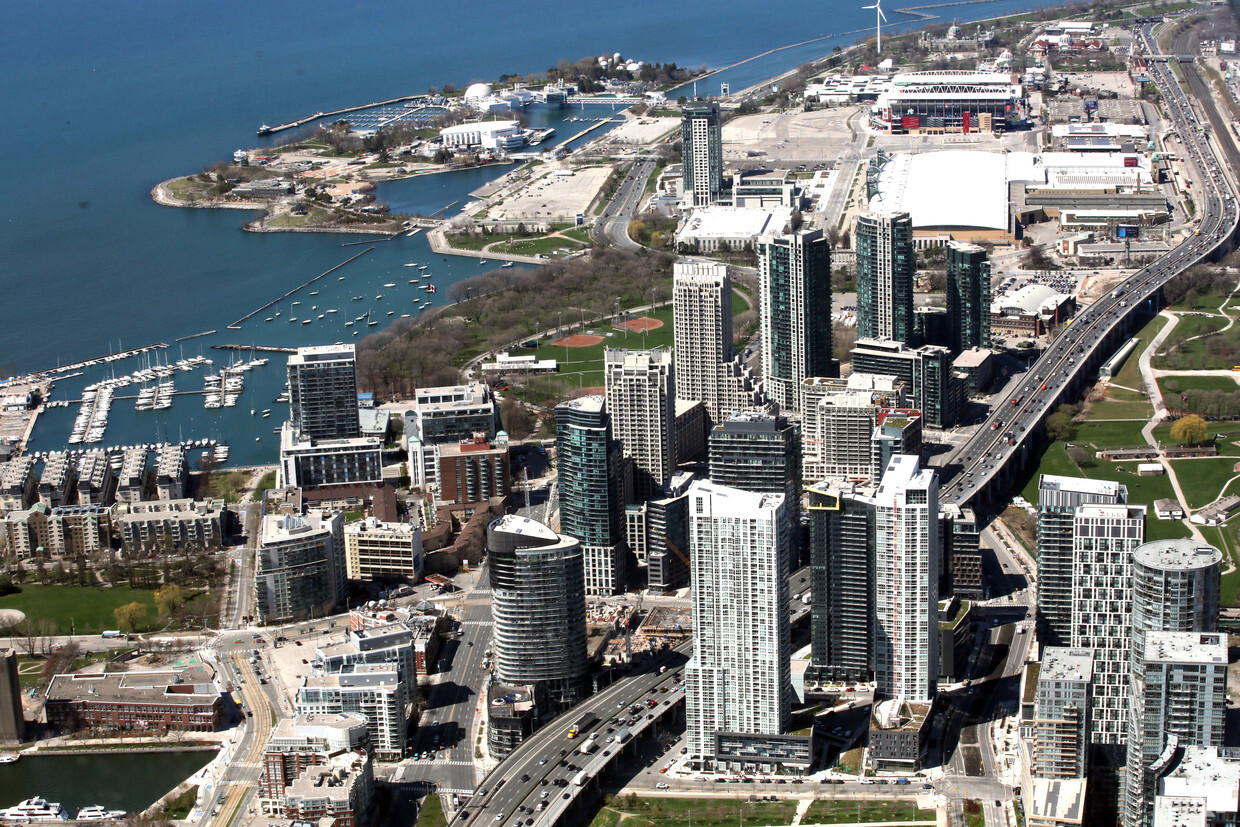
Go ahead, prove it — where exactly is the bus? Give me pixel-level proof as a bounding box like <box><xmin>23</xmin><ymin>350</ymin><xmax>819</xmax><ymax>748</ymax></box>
<box><xmin>101</xmin><ymin>630</ymin><xmax>122</xmax><ymax>639</ymax></box>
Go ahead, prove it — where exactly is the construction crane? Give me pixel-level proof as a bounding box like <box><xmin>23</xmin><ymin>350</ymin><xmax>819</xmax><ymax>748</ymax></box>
<box><xmin>658</xmin><ymin>532</ymin><xmax>691</xmax><ymax>570</ymax></box>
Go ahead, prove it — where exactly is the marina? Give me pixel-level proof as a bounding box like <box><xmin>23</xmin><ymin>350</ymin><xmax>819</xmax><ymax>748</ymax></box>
<box><xmin>226</xmin><ymin>246</ymin><xmax>377</xmax><ymax>329</ymax></box>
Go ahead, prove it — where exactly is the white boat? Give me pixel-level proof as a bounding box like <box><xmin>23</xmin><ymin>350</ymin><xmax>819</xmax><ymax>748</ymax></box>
<box><xmin>265</xmin><ymin>317</ymin><xmax>274</xmax><ymax>322</ymax></box>
<box><xmin>405</xmin><ymin>263</ymin><xmax>418</xmax><ymax>267</ymax></box>
<box><xmin>383</xmin><ymin>283</ymin><xmax>396</xmax><ymax>288</ymax></box>
<box><xmin>0</xmin><ymin>753</ymin><xmax>18</xmax><ymax>764</ymax></box>
<box><xmin>309</xmin><ymin>291</ymin><xmax>319</xmax><ymax>296</ymax></box>
<box><xmin>301</xmin><ymin>319</ymin><xmax>311</xmax><ymax>325</ymax></box>
<box><xmin>367</xmin><ymin>320</ymin><xmax>378</xmax><ymax>326</ymax></box>
<box><xmin>2</xmin><ymin>797</ymin><xmax>71</xmax><ymax>821</ymax></box>
<box><xmin>408</xmin><ymin>279</ymin><xmax>419</xmax><ymax>284</ymax></box>
<box><xmin>76</xmin><ymin>806</ymin><xmax>127</xmax><ymax>821</ymax></box>
<box><xmin>502</xmin><ymin>262</ymin><xmax>514</xmax><ymax>268</ymax></box>
<box><xmin>338</xmin><ymin>276</ymin><xmax>346</xmax><ymax>280</ymax></box>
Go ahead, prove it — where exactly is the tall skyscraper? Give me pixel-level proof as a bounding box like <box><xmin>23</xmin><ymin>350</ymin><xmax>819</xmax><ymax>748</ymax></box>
<box><xmin>287</xmin><ymin>345</ymin><xmax>362</xmax><ymax>442</ymax></box>
<box><xmin>871</xmin><ymin>455</ymin><xmax>940</xmax><ymax>701</ymax></box>
<box><xmin>555</xmin><ymin>396</ymin><xmax>628</xmax><ymax>597</ymax></box>
<box><xmin>488</xmin><ymin>514</ymin><xmax>588</xmax><ymax>708</ymax></box>
<box><xmin>1124</xmin><ymin>540</ymin><xmax>1223</xmax><ymax>827</ymax></box>
<box><xmin>800</xmin><ymin>374</ymin><xmax>910</xmax><ymax>481</ymax></box>
<box><xmin>1032</xmin><ymin>648</ymin><xmax>1094</xmax><ymax>779</ymax></box>
<box><xmin>855</xmin><ymin>210</ymin><xmax>915</xmax><ymax>345</ymax></box>
<box><xmin>945</xmin><ymin>240</ymin><xmax>991</xmax><ymax>355</ymax></box>
<box><xmin>708</xmin><ymin>412</ymin><xmax>800</xmax><ymax>509</ymax></box>
<box><xmin>681</xmin><ymin>102</ymin><xmax>723</xmax><ymax>207</ymax></box>
<box><xmin>1069</xmin><ymin>502</ymin><xmax>1146</xmax><ymax>743</ymax></box>
<box><xmin>1127</xmin><ymin>632</ymin><xmax>1228</xmax><ymax>827</ymax></box>
<box><xmin>806</xmin><ymin>479</ymin><xmax>876</xmax><ymax>684</ymax></box>
<box><xmin>685</xmin><ymin>480</ymin><xmax>791</xmax><ymax>766</ymax></box>
<box><xmin>672</xmin><ymin>260</ymin><xmax>764</xmax><ymax>426</ymax></box>
<box><xmin>604</xmin><ymin>348</ymin><xmax>676</xmax><ymax>502</ymax></box>
<box><xmin>1036</xmin><ymin>475</ymin><xmax>1128</xmax><ymax>649</ymax></box>
<box><xmin>757</xmin><ymin>228</ymin><xmax>833</xmax><ymax>412</ymax></box>
<box><xmin>256</xmin><ymin>510</ymin><xmax>347</xmax><ymax>624</ymax></box>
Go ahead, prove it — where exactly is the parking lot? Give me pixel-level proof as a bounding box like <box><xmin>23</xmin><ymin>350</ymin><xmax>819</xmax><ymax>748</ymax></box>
<box><xmin>485</xmin><ymin>165</ymin><xmax>613</xmax><ymax>222</ymax></box>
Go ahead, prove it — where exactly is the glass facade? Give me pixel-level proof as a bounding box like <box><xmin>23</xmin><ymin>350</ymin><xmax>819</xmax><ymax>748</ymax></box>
<box><xmin>856</xmin><ymin>212</ymin><xmax>915</xmax><ymax>346</ymax></box>
<box><xmin>945</xmin><ymin>241</ymin><xmax>992</xmax><ymax>355</ymax></box>
<box><xmin>681</xmin><ymin>102</ymin><xmax>722</xmax><ymax>207</ymax></box>
<box><xmin>757</xmin><ymin>229</ymin><xmax>833</xmax><ymax>412</ymax></box>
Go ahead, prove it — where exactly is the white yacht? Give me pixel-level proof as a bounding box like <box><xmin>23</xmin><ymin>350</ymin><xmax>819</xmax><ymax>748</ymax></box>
<box><xmin>1</xmin><ymin>797</ymin><xmax>71</xmax><ymax>821</ymax></box>
<box><xmin>75</xmin><ymin>807</ymin><xmax>126</xmax><ymax>821</ymax></box>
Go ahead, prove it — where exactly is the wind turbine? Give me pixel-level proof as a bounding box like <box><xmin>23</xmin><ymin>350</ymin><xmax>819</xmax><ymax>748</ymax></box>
<box><xmin>863</xmin><ymin>0</ymin><xmax>888</xmax><ymax>53</ymax></box>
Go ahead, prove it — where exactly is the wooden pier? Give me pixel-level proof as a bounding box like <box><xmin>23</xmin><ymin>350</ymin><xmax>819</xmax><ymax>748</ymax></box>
<box><xmin>258</xmin><ymin>94</ymin><xmax>430</xmax><ymax>136</ymax></box>
<box><xmin>212</xmin><ymin>344</ymin><xmax>297</xmax><ymax>354</ymax></box>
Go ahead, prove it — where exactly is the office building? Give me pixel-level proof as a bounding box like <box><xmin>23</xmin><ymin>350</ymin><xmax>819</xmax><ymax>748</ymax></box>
<box><xmin>296</xmin><ymin>666</ymin><xmax>407</xmax><ymax>760</ymax></box>
<box><xmin>436</xmin><ymin>433</ymin><xmax>511</xmax><ymax>504</ymax></box>
<box><xmin>945</xmin><ymin>240</ymin><xmax>992</xmax><ymax>354</ymax></box>
<box><xmin>288</xmin><ymin>345</ymin><xmax>362</xmax><ymax>442</ymax></box>
<box><xmin>604</xmin><ymin>349</ymin><xmax>676</xmax><ymax>501</ymax></box>
<box><xmin>685</xmin><ymin>481</ymin><xmax>791</xmax><ymax>768</ymax></box>
<box><xmin>405</xmin><ymin>382</ymin><xmax>502</xmax><ymax>489</ymax></box>
<box><xmin>342</xmin><ymin>519</ymin><xmax>423</xmax><ymax>583</ymax></box>
<box><xmin>806</xmin><ymin>479</ymin><xmax>876</xmax><ymax>685</ymax></box>
<box><xmin>256</xmin><ymin>510</ymin><xmax>347</xmax><ymax>624</ymax></box>
<box><xmin>1127</xmin><ymin>633</ymin><xmax>1228</xmax><ymax>827</ymax></box>
<box><xmin>850</xmin><ymin>339</ymin><xmax>963</xmax><ymax>429</ymax></box>
<box><xmin>556</xmin><ymin>396</ymin><xmax>628</xmax><ymax>596</ymax></box>
<box><xmin>0</xmin><ymin>650</ymin><xmax>24</xmax><ymax>743</ymax></box>
<box><xmin>708</xmin><ymin>412</ymin><xmax>800</xmax><ymax>508</ymax></box>
<box><xmin>260</xmin><ymin>713</ymin><xmax>372</xmax><ymax>813</ymax></box>
<box><xmin>681</xmin><ymin>101</ymin><xmax>723</xmax><ymax>207</ymax></box>
<box><xmin>1021</xmin><ymin>648</ymin><xmax>1094</xmax><ymax>827</ymax></box>
<box><xmin>1154</xmin><ymin>746</ymin><xmax>1240</xmax><ymax>827</ymax></box>
<box><xmin>45</xmin><ymin>670</ymin><xmax>224</xmax><ymax>734</ymax></box>
<box><xmin>634</xmin><ymin>471</ymin><xmax>697</xmax><ymax>591</ymax></box>
<box><xmin>872</xmin><ymin>455</ymin><xmax>940</xmax><ymax>701</ymax></box>
<box><xmin>1069</xmin><ymin>503</ymin><xmax>1145</xmax><ymax>743</ymax></box>
<box><xmin>1036</xmin><ymin>475</ymin><xmax>1128</xmax><ymax>649</ymax></box>
<box><xmin>37</xmin><ymin>453</ymin><xmax>76</xmax><ymax>509</ymax></box>
<box><xmin>757</xmin><ymin>228</ymin><xmax>833</xmax><ymax>412</ymax></box>
<box><xmin>672</xmin><ymin>259</ymin><xmax>765</xmax><ymax>425</ymax></box>
<box><xmin>1124</xmin><ymin>541</ymin><xmax>1223</xmax><ymax>827</ymax></box>
<box><xmin>856</xmin><ymin>211</ymin><xmax>915</xmax><ymax>345</ymax></box>
<box><xmin>488</xmin><ymin>515</ymin><xmax>588</xmax><ymax>708</ymax></box>
<box><xmin>801</xmin><ymin>374</ymin><xmax>909</xmax><ymax>481</ymax></box>
<box><xmin>486</xmin><ymin>683</ymin><xmax>538</xmax><ymax>759</ymax></box>
<box><xmin>1032</xmin><ymin>648</ymin><xmax>1094</xmax><ymax>779</ymax></box>
<box><xmin>279</xmin><ymin>423</ymin><xmax>383</xmax><ymax>490</ymax></box>
<box><xmin>115</xmin><ymin>498</ymin><xmax>224</xmax><ymax>556</ymax></box>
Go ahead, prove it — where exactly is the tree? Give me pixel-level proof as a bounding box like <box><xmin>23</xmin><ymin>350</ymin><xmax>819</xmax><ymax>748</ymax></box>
<box><xmin>1068</xmin><ymin>445</ymin><xmax>1093</xmax><ymax>467</ymax></box>
<box><xmin>114</xmin><ymin>602</ymin><xmax>148</xmax><ymax>634</ymax></box>
<box><xmin>1170</xmin><ymin>414</ymin><xmax>1208</xmax><ymax>445</ymax></box>
<box><xmin>1045</xmin><ymin>409</ymin><xmax>1077</xmax><ymax>441</ymax></box>
<box><xmin>155</xmin><ymin>585</ymin><xmax>185</xmax><ymax>618</ymax></box>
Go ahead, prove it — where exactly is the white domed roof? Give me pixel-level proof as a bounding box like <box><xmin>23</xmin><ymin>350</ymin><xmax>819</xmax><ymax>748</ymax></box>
<box><xmin>464</xmin><ymin>83</ymin><xmax>493</xmax><ymax>101</ymax></box>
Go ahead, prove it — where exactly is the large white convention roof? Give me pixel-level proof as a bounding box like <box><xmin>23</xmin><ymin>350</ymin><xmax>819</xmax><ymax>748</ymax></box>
<box><xmin>868</xmin><ymin>151</ymin><xmax>1041</xmax><ymax>231</ymax></box>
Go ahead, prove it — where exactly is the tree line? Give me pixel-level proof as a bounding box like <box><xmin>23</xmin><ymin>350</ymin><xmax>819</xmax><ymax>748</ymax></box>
<box><xmin>355</xmin><ymin>248</ymin><xmax>675</xmax><ymax>399</ymax></box>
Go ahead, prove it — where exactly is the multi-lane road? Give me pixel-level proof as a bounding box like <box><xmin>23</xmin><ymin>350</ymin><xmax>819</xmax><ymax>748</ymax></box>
<box><xmin>591</xmin><ymin>157</ymin><xmax>657</xmax><ymax>250</ymax></box>
<box><xmin>939</xmin><ymin>25</ymin><xmax>1238</xmax><ymax>507</ymax></box>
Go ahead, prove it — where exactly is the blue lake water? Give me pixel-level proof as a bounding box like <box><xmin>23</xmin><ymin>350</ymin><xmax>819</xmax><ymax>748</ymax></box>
<box><xmin>2</xmin><ymin>0</ymin><xmax>1056</xmax><ymax>465</ymax></box>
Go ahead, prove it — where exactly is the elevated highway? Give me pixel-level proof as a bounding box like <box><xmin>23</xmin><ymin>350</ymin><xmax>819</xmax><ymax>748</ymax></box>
<box><xmin>940</xmin><ymin>24</ymin><xmax>1239</xmax><ymax>508</ymax></box>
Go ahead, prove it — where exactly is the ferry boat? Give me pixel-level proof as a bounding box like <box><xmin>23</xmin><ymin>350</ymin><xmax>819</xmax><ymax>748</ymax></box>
<box><xmin>75</xmin><ymin>807</ymin><xmax>127</xmax><ymax>821</ymax></box>
<box><xmin>0</xmin><ymin>753</ymin><xmax>18</xmax><ymax>764</ymax></box>
<box><xmin>1</xmin><ymin>797</ymin><xmax>71</xmax><ymax>821</ymax></box>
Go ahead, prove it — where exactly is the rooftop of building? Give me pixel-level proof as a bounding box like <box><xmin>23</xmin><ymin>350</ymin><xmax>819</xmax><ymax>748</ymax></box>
<box><xmin>46</xmin><ymin>670</ymin><xmax>218</xmax><ymax>705</ymax></box>
<box><xmin>1023</xmin><ymin>662</ymin><xmax>1041</xmax><ymax>705</ymax></box>
<box><xmin>1133</xmin><ymin>538</ymin><xmax>1223</xmax><ymax>572</ymax></box>
<box><xmin>1074</xmin><ymin>502</ymin><xmax>1147</xmax><ymax>520</ymax></box>
<box><xmin>270</xmin><ymin>713</ymin><xmax>369</xmax><ymax>740</ymax></box>
<box><xmin>678</xmin><ymin>205</ymin><xmax>791</xmax><ymax>240</ymax></box>
<box><xmin>556</xmin><ymin>394</ymin><xmax>605</xmax><ymax>413</ymax></box>
<box><xmin>1160</xmin><ymin>747</ymin><xmax>1240</xmax><ymax>816</ymax></box>
<box><xmin>285</xmin><ymin>752</ymin><xmax>367</xmax><ymax>800</ymax></box>
<box><xmin>993</xmin><ymin>283</ymin><xmax>1072</xmax><ymax>316</ymax></box>
<box><xmin>712</xmin><ymin>410</ymin><xmax>787</xmax><ymax>433</ymax></box>
<box><xmin>301</xmin><ymin>663</ymin><xmax>400</xmax><ymax>690</ymax></box>
<box><xmin>412</xmin><ymin>382</ymin><xmax>492</xmax><ymax>411</ymax></box>
<box><xmin>343</xmin><ymin>517</ymin><xmax>418</xmax><ymax>536</ymax></box>
<box><xmin>489</xmin><ymin>513</ymin><xmax>559</xmax><ymax>541</ymax></box>
<box><xmin>290</xmin><ymin>344</ymin><xmax>356</xmax><ymax>364</ymax></box>
<box><xmin>487</xmin><ymin>682</ymin><xmax>536</xmax><ymax>716</ymax></box>
<box><xmin>869</xmin><ymin>151</ymin><xmax>1040</xmax><ymax>231</ymax></box>
<box><xmin>262</xmin><ymin>510</ymin><xmax>338</xmax><ymax>543</ymax></box>
<box><xmin>874</xmin><ymin>454</ymin><xmax>932</xmax><ymax>498</ymax></box>
<box><xmin>952</xmin><ymin>348</ymin><xmax>993</xmax><ymax>369</ymax></box>
<box><xmin>689</xmin><ymin>478</ymin><xmax>785</xmax><ymax>513</ymax></box>
<box><xmin>1039</xmin><ymin>647</ymin><xmax>1094</xmax><ymax>683</ymax></box>
<box><xmin>1028</xmin><ymin>777</ymin><xmax>1087</xmax><ymax>823</ymax></box>
<box><xmin>1038</xmin><ymin>474</ymin><xmax>1123</xmax><ymax>497</ymax></box>
<box><xmin>872</xmin><ymin>698</ymin><xmax>932</xmax><ymax>731</ymax></box>
<box><xmin>1146</xmin><ymin>632</ymin><xmax>1227</xmax><ymax>664</ymax></box>
<box><xmin>937</xmin><ymin>598</ymin><xmax>971</xmax><ymax>630</ymax></box>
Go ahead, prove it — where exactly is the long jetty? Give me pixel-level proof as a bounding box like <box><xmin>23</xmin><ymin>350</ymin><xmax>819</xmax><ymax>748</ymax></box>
<box><xmin>42</xmin><ymin>343</ymin><xmax>169</xmax><ymax>377</ymax></box>
<box><xmin>227</xmin><ymin>247</ymin><xmax>376</xmax><ymax>330</ymax></box>
<box><xmin>258</xmin><ymin>94</ymin><xmax>428</xmax><ymax>136</ymax></box>
<box><xmin>212</xmin><ymin>344</ymin><xmax>298</xmax><ymax>354</ymax></box>
<box><xmin>175</xmin><ymin>330</ymin><xmax>216</xmax><ymax>342</ymax></box>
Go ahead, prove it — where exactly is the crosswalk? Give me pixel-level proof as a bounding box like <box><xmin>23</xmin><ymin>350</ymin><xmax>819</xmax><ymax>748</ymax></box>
<box><xmin>458</xmin><ymin>620</ymin><xmax>493</xmax><ymax>626</ymax></box>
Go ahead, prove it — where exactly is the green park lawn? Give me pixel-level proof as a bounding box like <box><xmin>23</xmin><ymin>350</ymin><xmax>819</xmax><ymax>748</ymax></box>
<box><xmin>1158</xmin><ymin>374</ymin><xmax>1240</xmax><ymax>394</ymax></box>
<box><xmin>1168</xmin><ymin>457</ymin><xmax>1240</xmax><ymax>509</ymax></box>
<box><xmin>0</xmin><ymin>585</ymin><xmax>157</xmax><ymax>635</ymax></box>
<box><xmin>414</xmin><ymin>794</ymin><xmax>447</xmax><ymax>827</ymax></box>
<box><xmin>589</xmin><ymin>797</ymin><xmax>798</xmax><ymax>827</ymax></box>
<box><xmin>802</xmin><ymin>799</ymin><xmax>935</xmax><ymax>823</ymax></box>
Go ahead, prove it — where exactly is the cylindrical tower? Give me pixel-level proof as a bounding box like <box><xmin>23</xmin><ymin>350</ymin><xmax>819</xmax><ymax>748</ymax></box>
<box><xmin>488</xmin><ymin>514</ymin><xmax>587</xmax><ymax>708</ymax></box>
<box><xmin>1131</xmin><ymin>538</ymin><xmax>1222</xmax><ymax>666</ymax></box>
